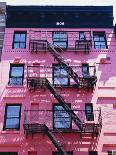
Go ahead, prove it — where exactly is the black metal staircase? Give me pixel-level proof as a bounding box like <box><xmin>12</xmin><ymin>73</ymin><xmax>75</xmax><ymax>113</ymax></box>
<box><xmin>48</xmin><ymin>43</ymin><xmax>97</xmax><ymax>89</ymax></box>
<box><xmin>29</xmin><ymin>38</ymin><xmax>97</xmax><ymax>89</ymax></box>
<box><xmin>45</xmin><ymin>125</ymin><xmax>68</xmax><ymax>155</ymax></box>
<box><xmin>48</xmin><ymin>43</ymin><xmax>80</xmax><ymax>86</ymax></box>
<box><xmin>28</xmin><ymin>77</ymin><xmax>83</xmax><ymax>131</ymax></box>
<box><xmin>25</xmin><ymin>30</ymin><xmax>101</xmax><ymax>153</ymax></box>
<box><xmin>45</xmin><ymin>78</ymin><xmax>82</xmax><ymax>131</ymax></box>
<box><xmin>23</xmin><ymin>123</ymin><xmax>68</xmax><ymax>155</ymax></box>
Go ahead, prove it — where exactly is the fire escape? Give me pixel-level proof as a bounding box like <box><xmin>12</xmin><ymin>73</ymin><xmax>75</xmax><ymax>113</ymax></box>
<box><xmin>24</xmin><ymin>122</ymin><xmax>68</xmax><ymax>155</ymax></box>
<box><xmin>29</xmin><ymin>30</ymin><xmax>97</xmax><ymax>89</ymax></box>
<box><xmin>23</xmin><ymin>30</ymin><xmax>101</xmax><ymax>155</ymax></box>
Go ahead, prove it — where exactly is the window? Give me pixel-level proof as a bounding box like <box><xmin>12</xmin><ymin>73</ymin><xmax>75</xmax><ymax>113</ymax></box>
<box><xmin>79</xmin><ymin>32</ymin><xmax>86</xmax><ymax>40</ymax></box>
<box><xmin>82</xmin><ymin>63</ymin><xmax>90</xmax><ymax>78</ymax></box>
<box><xmin>0</xmin><ymin>153</ymin><xmax>18</xmax><ymax>155</ymax></box>
<box><xmin>89</xmin><ymin>151</ymin><xmax>98</xmax><ymax>155</ymax></box>
<box><xmin>53</xmin><ymin>64</ymin><xmax>69</xmax><ymax>86</ymax></box>
<box><xmin>93</xmin><ymin>32</ymin><xmax>107</xmax><ymax>49</ymax></box>
<box><xmin>4</xmin><ymin>105</ymin><xmax>21</xmax><ymax>130</ymax></box>
<box><xmin>13</xmin><ymin>31</ymin><xmax>26</xmax><ymax>49</ymax></box>
<box><xmin>53</xmin><ymin>151</ymin><xmax>73</xmax><ymax>155</ymax></box>
<box><xmin>53</xmin><ymin>31</ymin><xmax>68</xmax><ymax>48</ymax></box>
<box><xmin>108</xmin><ymin>151</ymin><xmax>116</xmax><ymax>155</ymax></box>
<box><xmin>85</xmin><ymin>103</ymin><xmax>94</xmax><ymax>121</ymax></box>
<box><xmin>53</xmin><ymin>104</ymin><xmax>72</xmax><ymax>129</ymax></box>
<box><xmin>9</xmin><ymin>64</ymin><xmax>24</xmax><ymax>86</ymax></box>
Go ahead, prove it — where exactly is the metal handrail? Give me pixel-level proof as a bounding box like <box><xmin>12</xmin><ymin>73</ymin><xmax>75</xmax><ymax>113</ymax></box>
<box><xmin>24</xmin><ymin>108</ymin><xmax>101</xmax><ymax>125</ymax></box>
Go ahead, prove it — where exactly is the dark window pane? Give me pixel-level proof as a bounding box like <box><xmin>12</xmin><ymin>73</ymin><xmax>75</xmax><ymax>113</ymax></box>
<box><xmin>53</xmin><ymin>105</ymin><xmax>71</xmax><ymax>129</ymax></box>
<box><xmin>93</xmin><ymin>32</ymin><xmax>107</xmax><ymax>49</ymax></box>
<box><xmin>53</xmin><ymin>42</ymin><xmax>67</xmax><ymax>48</ymax></box>
<box><xmin>53</xmin><ymin>33</ymin><xmax>67</xmax><ymax>40</ymax></box>
<box><xmin>99</xmin><ymin>36</ymin><xmax>105</xmax><ymax>41</ymax></box>
<box><xmin>53</xmin><ymin>32</ymin><xmax>67</xmax><ymax>48</ymax></box>
<box><xmin>54</xmin><ymin>77</ymin><xmax>68</xmax><ymax>85</ymax></box>
<box><xmin>94</xmin><ymin>36</ymin><xmax>100</xmax><ymax>41</ymax></box>
<box><xmin>14</xmin><ymin>34</ymin><xmax>21</xmax><ymax>42</ymax></box>
<box><xmin>9</xmin><ymin>77</ymin><xmax>23</xmax><ymax>86</ymax></box>
<box><xmin>20</xmin><ymin>34</ymin><xmax>26</xmax><ymax>42</ymax></box>
<box><xmin>85</xmin><ymin>104</ymin><xmax>94</xmax><ymax>121</ymax></box>
<box><xmin>5</xmin><ymin>118</ymin><xmax>19</xmax><ymax>129</ymax></box>
<box><xmin>14</xmin><ymin>43</ymin><xmax>20</xmax><ymax>48</ymax></box>
<box><xmin>79</xmin><ymin>32</ymin><xmax>86</xmax><ymax>40</ymax></box>
<box><xmin>13</xmin><ymin>31</ymin><xmax>26</xmax><ymax>49</ymax></box>
<box><xmin>9</xmin><ymin>65</ymin><xmax>24</xmax><ymax>86</ymax></box>
<box><xmin>7</xmin><ymin>106</ymin><xmax>20</xmax><ymax>117</ymax></box>
<box><xmin>4</xmin><ymin>105</ymin><xmax>21</xmax><ymax>130</ymax></box>
<box><xmin>53</xmin><ymin>65</ymin><xmax>69</xmax><ymax>85</ymax></box>
<box><xmin>20</xmin><ymin>43</ymin><xmax>25</xmax><ymax>48</ymax></box>
<box><xmin>82</xmin><ymin>64</ymin><xmax>90</xmax><ymax>78</ymax></box>
<box><xmin>11</xmin><ymin>67</ymin><xmax>24</xmax><ymax>77</ymax></box>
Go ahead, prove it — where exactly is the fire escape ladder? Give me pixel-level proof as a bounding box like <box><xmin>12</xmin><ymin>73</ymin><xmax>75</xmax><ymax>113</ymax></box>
<box><xmin>48</xmin><ymin>43</ymin><xmax>79</xmax><ymax>85</ymax></box>
<box><xmin>45</xmin><ymin>78</ymin><xmax>82</xmax><ymax>131</ymax></box>
<box><xmin>45</xmin><ymin>125</ymin><xmax>68</xmax><ymax>155</ymax></box>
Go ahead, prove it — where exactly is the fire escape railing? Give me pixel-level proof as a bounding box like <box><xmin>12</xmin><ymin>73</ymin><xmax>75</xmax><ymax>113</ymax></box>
<box><xmin>29</xmin><ymin>30</ymin><xmax>92</xmax><ymax>53</ymax></box>
<box><xmin>48</xmin><ymin>43</ymin><xmax>80</xmax><ymax>86</ymax></box>
<box><xmin>26</xmin><ymin>76</ymin><xmax>100</xmax><ymax>136</ymax></box>
<box><xmin>23</xmin><ymin>108</ymin><xmax>102</xmax><ymax>135</ymax></box>
<box><xmin>27</xmin><ymin>77</ymin><xmax>83</xmax><ymax>131</ymax></box>
<box><xmin>75</xmin><ymin>40</ymin><xmax>92</xmax><ymax>53</ymax></box>
<box><xmin>23</xmin><ymin>122</ymin><xmax>68</xmax><ymax>155</ymax></box>
<box><xmin>23</xmin><ymin>108</ymin><xmax>102</xmax><ymax>153</ymax></box>
<box><xmin>29</xmin><ymin>40</ymin><xmax>48</xmax><ymax>53</ymax></box>
<box><xmin>27</xmin><ymin>64</ymin><xmax>97</xmax><ymax>89</ymax></box>
<box><xmin>28</xmin><ymin>30</ymin><xmax>96</xmax><ymax>89</ymax></box>
<box><xmin>26</xmin><ymin>30</ymin><xmax>100</xmax><ymax>153</ymax></box>
<box><xmin>45</xmin><ymin>78</ymin><xmax>82</xmax><ymax>131</ymax></box>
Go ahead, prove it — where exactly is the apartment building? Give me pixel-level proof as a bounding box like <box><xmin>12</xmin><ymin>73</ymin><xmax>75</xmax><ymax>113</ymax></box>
<box><xmin>0</xmin><ymin>5</ymin><xmax>116</xmax><ymax>155</ymax></box>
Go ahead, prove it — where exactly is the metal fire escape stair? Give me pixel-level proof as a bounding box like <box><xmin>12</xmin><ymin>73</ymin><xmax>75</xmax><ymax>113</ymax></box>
<box><xmin>29</xmin><ymin>40</ymin><xmax>97</xmax><ymax>89</ymax></box>
<box><xmin>23</xmin><ymin>123</ymin><xmax>68</xmax><ymax>155</ymax></box>
<box><xmin>45</xmin><ymin>79</ymin><xmax>82</xmax><ymax>131</ymax></box>
<box><xmin>48</xmin><ymin>43</ymin><xmax>80</xmax><ymax>86</ymax></box>
<box><xmin>45</xmin><ymin>125</ymin><xmax>68</xmax><ymax>155</ymax></box>
<box><xmin>33</xmin><ymin>78</ymin><xmax>83</xmax><ymax>132</ymax></box>
<box><xmin>28</xmin><ymin>77</ymin><xmax>83</xmax><ymax>131</ymax></box>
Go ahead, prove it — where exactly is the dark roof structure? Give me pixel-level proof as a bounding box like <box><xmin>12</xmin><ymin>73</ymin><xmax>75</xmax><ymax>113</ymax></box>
<box><xmin>6</xmin><ymin>5</ymin><xmax>113</xmax><ymax>28</ymax></box>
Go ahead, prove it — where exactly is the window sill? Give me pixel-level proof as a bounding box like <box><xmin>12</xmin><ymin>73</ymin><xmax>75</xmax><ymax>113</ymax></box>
<box><xmin>52</xmin><ymin>128</ymin><xmax>78</xmax><ymax>133</ymax></box>
<box><xmin>6</xmin><ymin>85</ymin><xmax>24</xmax><ymax>88</ymax></box>
<box><xmin>1</xmin><ymin>130</ymin><xmax>20</xmax><ymax>134</ymax></box>
<box><xmin>54</xmin><ymin>85</ymin><xmax>78</xmax><ymax>88</ymax></box>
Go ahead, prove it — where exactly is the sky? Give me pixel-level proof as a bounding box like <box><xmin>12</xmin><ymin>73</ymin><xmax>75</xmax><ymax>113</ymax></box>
<box><xmin>0</xmin><ymin>0</ymin><xmax>116</xmax><ymax>24</ymax></box>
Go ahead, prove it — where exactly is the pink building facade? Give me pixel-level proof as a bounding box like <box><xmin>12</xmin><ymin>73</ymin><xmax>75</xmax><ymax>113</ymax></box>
<box><xmin>0</xmin><ymin>5</ymin><xmax>116</xmax><ymax>155</ymax></box>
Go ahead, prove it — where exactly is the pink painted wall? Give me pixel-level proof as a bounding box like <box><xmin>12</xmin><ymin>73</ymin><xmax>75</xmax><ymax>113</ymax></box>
<box><xmin>0</xmin><ymin>28</ymin><xmax>116</xmax><ymax>155</ymax></box>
